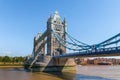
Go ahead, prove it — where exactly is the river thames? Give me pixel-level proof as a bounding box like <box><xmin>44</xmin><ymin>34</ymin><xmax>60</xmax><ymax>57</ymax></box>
<box><xmin>0</xmin><ymin>65</ymin><xmax>120</xmax><ymax>80</ymax></box>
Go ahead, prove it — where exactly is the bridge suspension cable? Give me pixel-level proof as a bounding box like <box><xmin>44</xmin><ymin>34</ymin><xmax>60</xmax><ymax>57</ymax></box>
<box><xmin>65</xmin><ymin>32</ymin><xmax>90</xmax><ymax>47</ymax></box>
<box><xmin>51</xmin><ymin>29</ymin><xmax>91</xmax><ymax>51</ymax></box>
<box><xmin>96</xmin><ymin>33</ymin><xmax>120</xmax><ymax>48</ymax></box>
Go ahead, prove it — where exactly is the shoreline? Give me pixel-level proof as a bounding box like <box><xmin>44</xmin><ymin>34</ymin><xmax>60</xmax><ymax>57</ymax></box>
<box><xmin>0</xmin><ymin>66</ymin><xmax>24</xmax><ymax>68</ymax></box>
<box><xmin>0</xmin><ymin>64</ymin><xmax>24</xmax><ymax>68</ymax></box>
<box><xmin>0</xmin><ymin>64</ymin><xmax>120</xmax><ymax>68</ymax></box>
<box><xmin>77</xmin><ymin>64</ymin><xmax>120</xmax><ymax>67</ymax></box>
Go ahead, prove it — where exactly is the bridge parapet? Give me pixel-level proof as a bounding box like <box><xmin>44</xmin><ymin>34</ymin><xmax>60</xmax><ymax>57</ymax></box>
<box><xmin>53</xmin><ymin>46</ymin><xmax>120</xmax><ymax>58</ymax></box>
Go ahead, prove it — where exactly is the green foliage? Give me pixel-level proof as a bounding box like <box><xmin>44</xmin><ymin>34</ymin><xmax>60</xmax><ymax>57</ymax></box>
<box><xmin>11</xmin><ymin>57</ymin><xmax>16</xmax><ymax>63</ymax></box>
<box><xmin>0</xmin><ymin>56</ymin><xmax>25</xmax><ymax>63</ymax></box>
<box><xmin>14</xmin><ymin>57</ymin><xmax>24</xmax><ymax>63</ymax></box>
<box><xmin>0</xmin><ymin>56</ymin><xmax>3</xmax><ymax>62</ymax></box>
<box><xmin>2</xmin><ymin>56</ymin><xmax>11</xmax><ymax>63</ymax></box>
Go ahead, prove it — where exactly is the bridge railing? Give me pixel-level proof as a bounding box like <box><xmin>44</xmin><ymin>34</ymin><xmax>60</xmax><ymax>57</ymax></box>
<box><xmin>53</xmin><ymin>46</ymin><xmax>120</xmax><ymax>58</ymax></box>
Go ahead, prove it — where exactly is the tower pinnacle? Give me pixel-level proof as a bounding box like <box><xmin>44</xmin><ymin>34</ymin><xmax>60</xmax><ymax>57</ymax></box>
<box><xmin>53</xmin><ymin>11</ymin><xmax>60</xmax><ymax>20</ymax></box>
<box><xmin>55</xmin><ymin>11</ymin><xmax>59</xmax><ymax>15</ymax></box>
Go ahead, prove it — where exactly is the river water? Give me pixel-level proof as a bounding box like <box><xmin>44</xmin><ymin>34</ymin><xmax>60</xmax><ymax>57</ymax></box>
<box><xmin>0</xmin><ymin>65</ymin><xmax>120</xmax><ymax>80</ymax></box>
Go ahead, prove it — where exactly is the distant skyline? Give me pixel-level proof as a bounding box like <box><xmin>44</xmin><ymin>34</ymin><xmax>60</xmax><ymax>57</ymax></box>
<box><xmin>0</xmin><ymin>0</ymin><xmax>120</xmax><ymax>57</ymax></box>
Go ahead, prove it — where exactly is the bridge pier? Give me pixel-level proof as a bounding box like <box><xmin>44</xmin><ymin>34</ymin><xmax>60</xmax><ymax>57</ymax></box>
<box><xmin>26</xmin><ymin>55</ymin><xmax>76</xmax><ymax>72</ymax></box>
<box><xmin>24</xmin><ymin>11</ymin><xmax>77</xmax><ymax>72</ymax></box>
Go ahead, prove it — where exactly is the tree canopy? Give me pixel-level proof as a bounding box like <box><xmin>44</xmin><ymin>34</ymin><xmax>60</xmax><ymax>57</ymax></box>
<box><xmin>0</xmin><ymin>56</ymin><xmax>24</xmax><ymax>63</ymax></box>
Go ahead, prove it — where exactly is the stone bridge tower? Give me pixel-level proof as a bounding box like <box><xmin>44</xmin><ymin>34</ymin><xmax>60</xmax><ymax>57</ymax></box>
<box><xmin>33</xmin><ymin>33</ymin><xmax>45</xmax><ymax>57</ymax></box>
<box><xmin>47</xmin><ymin>11</ymin><xmax>66</xmax><ymax>56</ymax></box>
<box><xmin>26</xmin><ymin>11</ymin><xmax>76</xmax><ymax>72</ymax></box>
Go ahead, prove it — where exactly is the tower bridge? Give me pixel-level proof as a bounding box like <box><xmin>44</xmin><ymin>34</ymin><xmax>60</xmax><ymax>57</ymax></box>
<box><xmin>25</xmin><ymin>11</ymin><xmax>120</xmax><ymax>72</ymax></box>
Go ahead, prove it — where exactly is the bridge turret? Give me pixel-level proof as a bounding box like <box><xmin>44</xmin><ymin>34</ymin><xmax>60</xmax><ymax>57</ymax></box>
<box><xmin>63</xmin><ymin>17</ymin><xmax>67</xmax><ymax>26</ymax></box>
<box><xmin>33</xmin><ymin>32</ymin><xmax>45</xmax><ymax>58</ymax></box>
<box><xmin>26</xmin><ymin>11</ymin><xmax>76</xmax><ymax>72</ymax></box>
<box><xmin>47</xmin><ymin>15</ymin><xmax>53</xmax><ymax>23</ymax></box>
<box><xmin>47</xmin><ymin>11</ymin><xmax>66</xmax><ymax>56</ymax></box>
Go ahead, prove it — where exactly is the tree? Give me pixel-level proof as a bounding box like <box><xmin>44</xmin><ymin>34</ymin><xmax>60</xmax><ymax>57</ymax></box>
<box><xmin>18</xmin><ymin>56</ymin><xmax>24</xmax><ymax>62</ymax></box>
<box><xmin>16</xmin><ymin>56</ymin><xmax>24</xmax><ymax>64</ymax></box>
<box><xmin>2</xmin><ymin>56</ymin><xmax>11</xmax><ymax>64</ymax></box>
<box><xmin>11</xmin><ymin>57</ymin><xmax>16</xmax><ymax>64</ymax></box>
<box><xmin>14</xmin><ymin>57</ymin><xmax>21</xmax><ymax>62</ymax></box>
<box><xmin>0</xmin><ymin>56</ymin><xmax>3</xmax><ymax>62</ymax></box>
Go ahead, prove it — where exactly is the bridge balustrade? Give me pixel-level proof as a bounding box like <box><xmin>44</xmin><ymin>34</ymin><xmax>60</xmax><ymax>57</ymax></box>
<box><xmin>118</xmin><ymin>46</ymin><xmax>120</xmax><ymax>49</ymax></box>
<box><xmin>99</xmin><ymin>49</ymin><xmax>104</xmax><ymax>52</ymax></box>
<box><xmin>108</xmin><ymin>48</ymin><xmax>112</xmax><ymax>51</ymax></box>
<box><xmin>112</xmin><ymin>47</ymin><xmax>116</xmax><ymax>50</ymax></box>
<box><xmin>105</xmin><ymin>48</ymin><xmax>108</xmax><ymax>51</ymax></box>
<box><xmin>53</xmin><ymin>46</ymin><xmax>120</xmax><ymax>58</ymax></box>
<box><xmin>92</xmin><ymin>50</ymin><xmax>96</xmax><ymax>53</ymax></box>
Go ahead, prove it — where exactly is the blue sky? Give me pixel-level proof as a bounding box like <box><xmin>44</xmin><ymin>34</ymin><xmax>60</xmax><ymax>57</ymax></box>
<box><xmin>0</xmin><ymin>0</ymin><xmax>120</xmax><ymax>57</ymax></box>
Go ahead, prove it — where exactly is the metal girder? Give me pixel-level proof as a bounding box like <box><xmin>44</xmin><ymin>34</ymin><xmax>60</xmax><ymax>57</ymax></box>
<box><xmin>53</xmin><ymin>46</ymin><xmax>120</xmax><ymax>58</ymax></box>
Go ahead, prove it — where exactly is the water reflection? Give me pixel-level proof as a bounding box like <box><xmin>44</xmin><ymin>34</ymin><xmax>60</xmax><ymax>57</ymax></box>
<box><xmin>45</xmin><ymin>71</ymin><xmax>113</xmax><ymax>80</ymax></box>
<box><xmin>0</xmin><ymin>66</ymin><xmax>119</xmax><ymax>80</ymax></box>
<box><xmin>74</xmin><ymin>74</ymin><xmax>114</xmax><ymax>80</ymax></box>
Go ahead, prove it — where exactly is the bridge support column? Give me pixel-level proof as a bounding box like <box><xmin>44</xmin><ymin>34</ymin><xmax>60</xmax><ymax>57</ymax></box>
<box><xmin>53</xmin><ymin>57</ymin><xmax>76</xmax><ymax>72</ymax></box>
<box><xmin>28</xmin><ymin>56</ymin><xmax>76</xmax><ymax>72</ymax></box>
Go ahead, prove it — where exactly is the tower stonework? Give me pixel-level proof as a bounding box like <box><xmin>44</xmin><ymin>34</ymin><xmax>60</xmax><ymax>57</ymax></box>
<box><xmin>33</xmin><ymin>33</ymin><xmax>45</xmax><ymax>57</ymax></box>
<box><xmin>25</xmin><ymin>11</ymin><xmax>76</xmax><ymax>72</ymax></box>
<box><xmin>47</xmin><ymin>11</ymin><xmax>66</xmax><ymax>56</ymax></box>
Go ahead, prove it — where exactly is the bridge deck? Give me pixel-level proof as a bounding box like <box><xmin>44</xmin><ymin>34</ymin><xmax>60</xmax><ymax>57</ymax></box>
<box><xmin>53</xmin><ymin>46</ymin><xmax>120</xmax><ymax>58</ymax></box>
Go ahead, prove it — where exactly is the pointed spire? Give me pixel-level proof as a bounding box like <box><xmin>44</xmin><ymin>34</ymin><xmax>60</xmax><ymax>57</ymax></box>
<box><xmin>55</xmin><ymin>11</ymin><xmax>59</xmax><ymax>15</ymax></box>
<box><xmin>53</xmin><ymin>11</ymin><xmax>60</xmax><ymax>20</ymax></box>
<box><xmin>47</xmin><ymin>13</ymin><xmax>53</xmax><ymax>23</ymax></box>
<box><xmin>49</xmin><ymin>11</ymin><xmax>53</xmax><ymax>19</ymax></box>
<box><xmin>63</xmin><ymin>17</ymin><xmax>66</xmax><ymax>23</ymax></box>
<box><xmin>63</xmin><ymin>17</ymin><xmax>67</xmax><ymax>26</ymax></box>
<box><xmin>49</xmin><ymin>14</ymin><xmax>52</xmax><ymax>19</ymax></box>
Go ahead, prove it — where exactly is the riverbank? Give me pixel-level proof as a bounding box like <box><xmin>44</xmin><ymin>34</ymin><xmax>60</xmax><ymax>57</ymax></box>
<box><xmin>0</xmin><ymin>65</ymin><xmax>120</xmax><ymax>80</ymax></box>
<box><xmin>0</xmin><ymin>64</ymin><xmax>24</xmax><ymax>68</ymax></box>
<box><xmin>79</xmin><ymin>64</ymin><xmax>120</xmax><ymax>66</ymax></box>
<box><xmin>0</xmin><ymin>66</ymin><xmax>24</xmax><ymax>68</ymax></box>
